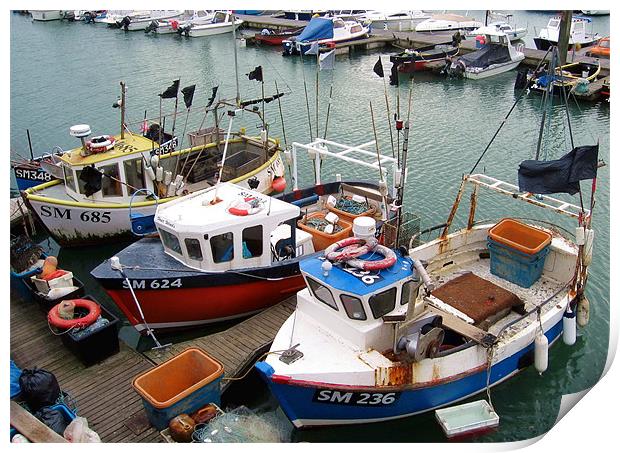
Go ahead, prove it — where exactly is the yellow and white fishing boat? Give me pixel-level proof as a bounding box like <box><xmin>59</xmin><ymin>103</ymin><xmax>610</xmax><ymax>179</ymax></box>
<box><xmin>23</xmin><ymin>83</ymin><xmax>286</xmax><ymax>247</ymax></box>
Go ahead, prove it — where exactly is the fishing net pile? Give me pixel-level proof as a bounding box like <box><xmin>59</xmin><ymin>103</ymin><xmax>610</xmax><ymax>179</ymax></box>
<box><xmin>191</xmin><ymin>406</ymin><xmax>287</xmax><ymax>443</ymax></box>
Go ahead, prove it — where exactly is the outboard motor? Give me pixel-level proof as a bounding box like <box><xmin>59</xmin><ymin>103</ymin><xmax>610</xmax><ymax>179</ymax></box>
<box><xmin>447</xmin><ymin>59</ymin><xmax>465</xmax><ymax>78</ymax></box>
<box><xmin>119</xmin><ymin>15</ymin><xmax>131</xmax><ymax>31</ymax></box>
<box><xmin>83</xmin><ymin>11</ymin><xmax>95</xmax><ymax>24</ymax></box>
<box><xmin>144</xmin><ymin>20</ymin><xmax>158</xmax><ymax>34</ymax></box>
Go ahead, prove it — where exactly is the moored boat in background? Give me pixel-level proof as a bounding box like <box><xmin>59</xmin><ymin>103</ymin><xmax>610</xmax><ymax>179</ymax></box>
<box><xmin>415</xmin><ymin>13</ymin><xmax>482</xmax><ymax>33</ymax></box>
<box><xmin>283</xmin><ymin>16</ymin><xmax>369</xmax><ymax>56</ymax></box>
<box><xmin>187</xmin><ymin>11</ymin><xmax>243</xmax><ymax>38</ymax></box>
<box><xmin>30</xmin><ymin>10</ymin><xmax>63</xmax><ymax>21</ymax></box>
<box><xmin>533</xmin><ymin>15</ymin><xmax>600</xmax><ymax>50</ymax></box>
<box><xmin>390</xmin><ymin>41</ymin><xmax>459</xmax><ymax>74</ymax></box>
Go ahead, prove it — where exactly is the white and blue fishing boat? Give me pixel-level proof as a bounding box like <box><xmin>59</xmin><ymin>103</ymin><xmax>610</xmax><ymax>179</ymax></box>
<box><xmin>257</xmin><ymin>165</ymin><xmax>597</xmax><ymax>427</ymax></box>
<box><xmin>282</xmin><ymin>16</ymin><xmax>369</xmax><ymax>56</ymax></box>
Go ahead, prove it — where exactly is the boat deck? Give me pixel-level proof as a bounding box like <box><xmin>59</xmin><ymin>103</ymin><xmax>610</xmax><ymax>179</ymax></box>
<box><xmin>10</xmin><ymin>284</ymin><xmax>296</xmax><ymax>441</ymax></box>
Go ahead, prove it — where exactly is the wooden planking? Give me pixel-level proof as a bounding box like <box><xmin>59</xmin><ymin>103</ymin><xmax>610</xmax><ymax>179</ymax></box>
<box><xmin>10</xmin><ymin>290</ymin><xmax>161</xmax><ymax>443</ymax></box>
<box><xmin>144</xmin><ymin>296</ymin><xmax>297</xmax><ymax>391</ymax></box>
<box><xmin>10</xmin><ymin>401</ymin><xmax>68</xmax><ymax>443</ymax></box>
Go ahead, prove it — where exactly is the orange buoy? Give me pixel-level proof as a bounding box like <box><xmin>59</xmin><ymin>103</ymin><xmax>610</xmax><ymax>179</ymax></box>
<box><xmin>48</xmin><ymin>299</ymin><xmax>101</xmax><ymax>330</ymax></box>
<box><xmin>272</xmin><ymin>176</ymin><xmax>287</xmax><ymax>192</ymax></box>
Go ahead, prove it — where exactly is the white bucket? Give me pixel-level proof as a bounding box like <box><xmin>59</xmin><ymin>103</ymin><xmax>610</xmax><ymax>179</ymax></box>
<box><xmin>353</xmin><ymin>216</ymin><xmax>376</xmax><ymax>239</ymax></box>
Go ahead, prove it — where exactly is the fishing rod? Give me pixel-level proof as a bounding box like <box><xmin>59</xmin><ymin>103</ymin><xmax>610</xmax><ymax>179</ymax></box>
<box><xmin>274</xmin><ymin>80</ymin><xmax>288</xmax><ymax>145</ymax></box>
<box><xmin>300</xmin><ymin>50</ymin><xmax>314</xmax><ymax>140</ymax></box>
<box><xmin>369</xmin><ymin>101</ymin><xmax>389</xmax><ymax>221</ymax></box>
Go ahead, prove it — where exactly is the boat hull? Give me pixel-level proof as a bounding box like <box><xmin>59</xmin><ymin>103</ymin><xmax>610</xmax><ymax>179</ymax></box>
<box><xmin>31</xmin><ymin>10</ymin><xmax>62</xmax><ymax>21</ymax></box>
<box><xmin>257</xmin><ymin>317</ymin><xmax>564</xmax><ymax>428</ymax></box>
<box><xmin>464</xmin><ymin>58</ymin><xmax>524</xmax><ymax>80</ymax></box>
<box><xmin>533</xmin><ymin>37</ymin><xmax>598</xmax><ymax>51</ymax></box>
<box><xmin>13</xmin><ymin>165</ymin><xmax>55</xmax><ymax>191</ymax></box>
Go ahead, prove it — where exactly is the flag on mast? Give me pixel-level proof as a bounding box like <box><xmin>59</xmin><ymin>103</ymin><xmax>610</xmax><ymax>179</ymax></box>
<box><xmin>181</xmin><ymin>85</ymin><xmax>196</xmax><ymax>109</ymax></box>
<box><xmin>319</xmin><ymin>50</ymin><xmax>335</xmax><ymax>70</ymax></box>
<box><xmin>207</xmin><ymin>86</ymin><xmax>219</xmax><ymax>107</ymax></box>
<box><xmin>247</xmin><ymin>66</ymin><xmax>263</xmax><ymax>82</ymax></box>
<box><xmin>305</xmin><ymin>41</ymin><xmax>320</xmax><ymax>55</ymax></box>
<box><xmin>159</xmin><ymin>79</ymin><xmax>180</xmax><ymax>98</ymax></box>
<box><xmin>373</xmin><ymin>57</ymin><xmax>384</xmax><ymax>78</ymax></box>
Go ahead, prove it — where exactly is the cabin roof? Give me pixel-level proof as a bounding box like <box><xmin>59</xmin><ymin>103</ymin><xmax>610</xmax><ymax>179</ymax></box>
<box><xmin>60</xmin><ymin>134</ymin><xmax>159</xmax><ymax>167</ymax></box>
<box><xmin>155</xmin><ymin>182</ymin><xmax>300</xmax><ymax>233</ymax></box>
<box><xmin>301</xmin><ymin>251</ymin><xmax>413</xmax><ymax>296</ymax></box>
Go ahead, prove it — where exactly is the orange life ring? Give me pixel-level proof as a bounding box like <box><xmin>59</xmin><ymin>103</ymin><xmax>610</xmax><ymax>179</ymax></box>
<box><xmin>324</xmin><ymin>237</ymin><xmax>378</xmax><ymax>262</ymax></box>
<box><xmin>48</xmin><ymin>298</ymin><xmax>101</xmax><ymax>330</ymax></box>
<box><xmin>228</xmin><ymin>197</ymin><xmax>263</xmax><ymax>216</ymax></box>
<box><xmin>86</xmin><ymin>135</ymin><xmax>116</xmax><ymax>153</ymax></box>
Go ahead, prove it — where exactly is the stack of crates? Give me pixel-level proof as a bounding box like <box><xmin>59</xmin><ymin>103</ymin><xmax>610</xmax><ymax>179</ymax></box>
<box><xmin>487</xmin><ymin>218</ymin><xmax>552</xmax><ymax>288</ymax></box>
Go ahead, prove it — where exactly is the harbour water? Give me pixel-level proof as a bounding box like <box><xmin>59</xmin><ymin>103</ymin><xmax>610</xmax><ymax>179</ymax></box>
<box><xmin>10</xmin><ymin>11</ymin><xmax>610</xmax><ymax>442</ymax></box>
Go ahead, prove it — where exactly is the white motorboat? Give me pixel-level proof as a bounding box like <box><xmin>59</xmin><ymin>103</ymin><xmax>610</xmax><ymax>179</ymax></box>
<box><xmin>115</xmin><ymin>10</ymin><xmax>185</xmax><ymax>31</ymax></box>
<box><xmin>467</xmin><ymin>22</ymin><xmax>527</xmax><ymax>42</ymax></box>
<box><xmin>533</xmin><ymin>15</ymin><xmax>601</xmax><ymax>50</ymax></box>
<box><xmin>580</xmin><ymin>10</ymin><xmax>610</xmax><ymax>16</ymax></box>
<box><xmin>283</xmin><ymin>16</ymin><xmax>369</xmax><ymax>55</ymax></box>
<box><xmin>145</xmin><ymin>10</ymin><xmax>214</xmax><ymax>35</ymax></box>
<box><xmin>31</xmin><ymin>10</ymin><xmax>62</xmax><ymax>21</ymax></box>
<box><xmin>448</xmin><ymin>30</ymin><xmax>525</xmax><ymax>80</ymax></box>
<box><xmin>98</xmin><ymin>10</ymin><xmax>151</xmax><ymax>25</ymax></box>
<box><xmin>359</xmin><ymin>10</ymin><xmax>431</xmax><ymax>32</ymax></box>
<box><xmin>187</xmin><ymin>11</ymin><xmax>243</xmax><ymax>38</ymax></box>
<box><xmin>415</xmin><ymin>13</ymin><xmax>482</xmax><ymax>32</ymax></box>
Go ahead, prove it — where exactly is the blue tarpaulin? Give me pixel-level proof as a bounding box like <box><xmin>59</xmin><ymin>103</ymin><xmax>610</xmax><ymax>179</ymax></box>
<box><xmin>297</xmin><ymin>17</ymin><xmax>333</xmax><ymax>43</ymax></box>
<box><xmin>10</xmin><ymin>360</ymin><xmax>22</xmax><ymax>398</ymax></box>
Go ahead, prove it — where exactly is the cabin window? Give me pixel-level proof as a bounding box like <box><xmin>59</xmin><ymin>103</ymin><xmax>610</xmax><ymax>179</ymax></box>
<box><xmin>549</xmin><ymin>19</ymin><xmax>560</xmax><ymax>28</ymax></box>
<box><xmin>211</xmin><ymin>232</ymin><xmax>234</xmax><ymax>263</ymax></box>
<box><xmin>601</xmin><ymin>40</ymin><xmax>609</xmax><ymax>48</ymax></box>
<box><xmin>400</xmin><ymin>280</ymin><xmax>418</xmax><ymax>305</ymax></box>
<box><xmin>334</xmin><ymin>20</ymin><xmax>345</xmax><ymax>28</ymax></box>
<box><xmin>341</xmin><ymin>294</ymin><xmax>367</xmax><ymax>320</ymax></box>
<box><xmin>369</xmin><ymin>287</ymin><xmax>397</xmax><ymax>319</ymax></box>
<box><xmin>242</xmin><ymin>225</ymin><xmax>263</xmax><ymax>258</ymax></box>
<box><xmin>63</xmin><ymin>166</ymin><xmax>77</xmax><ymax>192</ymax></box>
<box><xmin>100</xmin><ymin>163</ymin><xmax>123</xmax><ymax>197</ymax></box>
<box><xmin>307</xmin><ymin>277</ymin><xmax>338</xmax><ymax>311</ymax></box>
<box><xmin>351</xmin><ymin>25</ymin><xmax>362</xmax><ymax>33</ymax></box>
<box><xmin>185</xmin><ymin>238</ymin><xmax>203</xmax><ymax>261</ymax></box>
<box><xmin>161</xmin><ymin>229</ymin><xmax>182</xmax><ymax>255</ymax></box>
<box><xmin>124</xmin><ymin>159</ymin><xmax>145</xmax><ymax>195</ymax></box>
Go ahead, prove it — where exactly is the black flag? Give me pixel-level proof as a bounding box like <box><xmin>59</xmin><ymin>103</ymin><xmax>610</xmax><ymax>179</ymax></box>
<box><xmin>373</xmin><ymin>57</ymin><xmax>384</xmax><ymax>78</ymax></box>
<box><xmin>181</xmin><ymin>85</ymin><xmax>196</xmax><ymax>109</ymax></box>
<box><xmin>389</xmin><ymin>62</ymin><xmax>399</xmax><ymax>86</ymax></box>
<box><xmin>159</xmin><ymin>79</ymin><xmax>180</xmax><ymax>99</ymax></box>
<box><xmin>248</xmin><ymin>66</ymin><xmax>263</xmax><ymax>82</ymax></box>
<box><xmin>518</xmin><ymin>145</ymin><xmax>599</xmax><ymax>195</ymax></box>
<box><xmin>207</xmin><ymin>86</ymin><xmax>219</xmax><ymax>108</ymax></box>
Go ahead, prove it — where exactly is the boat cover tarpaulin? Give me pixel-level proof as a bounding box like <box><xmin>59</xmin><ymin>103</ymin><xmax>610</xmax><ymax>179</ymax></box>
<box><xmin>459</xmin><ymin>44</ymin><xmax>511</xmax><ymax>68</ymax></box>
<box><xmin>518</xmin><ymin>145</ymin><xmax>599</xmax><ymax>195</ymax></box>
<box><xmin>297</xmin><ymin>17</ymin><xmax>333</xmax><ymax>42</ymax></box>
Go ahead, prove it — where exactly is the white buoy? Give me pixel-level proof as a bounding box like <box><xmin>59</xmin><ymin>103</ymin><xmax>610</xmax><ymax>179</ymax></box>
<box><xmin>260</xmin><ymin>129</ymin><xmax>268</xmax><ymax>143</ymax></box>
<box><xmin>163</xmin><ymin>170</ymin><xmax>172</xmax><ymax>186</ymax></box>
<box><xmin>326</xmin><ymin>195</ymin><xmax>337</xmax><ymax>208</ymax></box>
<box><xmin>583</xmin><ymin>229</ymin><xmax>594</xmax><ymax>266</ymax></box>
<box><xmin>353</xmin><ymin>216</ymin><xmax>376</xmax><ymax>239</ymax></box>
<box><xmin>167</xmin><ymin>181</ymin><xmax>177</xmax><ymax>197</ymax></box>
<box><xmin>175</xmin><ymin>181</ymin><xmax>185</xmax><ymax>195</ymax></box>
<box><xmin>173</xmin><ymin>174</ymin><xmax>184</xmax><ymax>186</ymax></box>
<box><xmin>321</xmin><ymin>260</ymin><xmax>332</xmax><ymax>277</ymax></box>
<box><xmin>150</xmin><ymin>155</ymin><xmax>160</xmax><ymax>169</ymax></box>
<box><xmin>575</xmin><ymin>226</ymin><xmax>585</xmax><ymax>245</ymax></box>
<box><xmin>563</xmin><ymin>307</ymin><xmax>577</xmax><ymax>346</ymax></box>
<box><xmin>145</xmin><ymin>165</ymin><xmax>157</xmax><ymax>181</ymax></box>
<box><xmin>156</xmin><ymin>166</ymin><xmax>163</xmax><ymax>182</ymax></box>
<box><xmin>534</xmin><ymin>332</ymin><xmax>548</xmax><ymax>375</ymax></box>
<box><xmin>324</xmin><ymin>211</ymin><xmax>339</xmax><ymax>225</ymax></box>
<box><xmin>577</xmin><ymin>295</ymin><xmax>590</xmax><ymax>327</ymax></box>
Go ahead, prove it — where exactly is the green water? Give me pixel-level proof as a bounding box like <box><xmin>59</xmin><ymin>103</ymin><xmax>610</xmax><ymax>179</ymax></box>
<box><xmin>10</xmin><ymin>11</ymin><xmax>610</xmax><ymax>443</ymax></box>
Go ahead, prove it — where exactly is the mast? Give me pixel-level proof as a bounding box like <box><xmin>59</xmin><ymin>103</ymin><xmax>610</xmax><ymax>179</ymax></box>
<box><xmin>231</xmin><ymin>14</ymin><xmax>240</xmax><ymax>105</ymax></box>
<box><xmin>120</xmin><ymin>81</ymin><xmax>126</xmax><ymax>139</ymax></box>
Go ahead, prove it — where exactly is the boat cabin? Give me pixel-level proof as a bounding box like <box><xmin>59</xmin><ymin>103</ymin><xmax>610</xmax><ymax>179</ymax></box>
<box><xmin>298</xmin><ymin>251</ymin><xmax>418</xmax><ymax>351</ymax></box>
<box><xmin>543</xmin><ymin>16</ymin><xmax>593</xmax><ymax>43</ymax></box>
<box><xmin>154</xmin><ymin>182</ymin><xmax>315</xmax><ymax>272</ymax></box>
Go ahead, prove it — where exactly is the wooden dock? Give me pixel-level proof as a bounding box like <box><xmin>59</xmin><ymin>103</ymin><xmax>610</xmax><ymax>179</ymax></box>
<box><xmin>10</xmin><ymin>285</ymin><xmax>296</xmax><ymax>442</ymax></box>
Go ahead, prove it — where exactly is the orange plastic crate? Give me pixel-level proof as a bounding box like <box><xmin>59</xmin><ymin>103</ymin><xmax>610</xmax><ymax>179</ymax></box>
<box><xmin>297</xmin><ymin>211</ymin><xmax>352</xmax><ymax>251</ymax></box>
<box><xmin>488</xmin><ymin>218</ymin><xmax>551</xmax><ymax>255</ymax></box>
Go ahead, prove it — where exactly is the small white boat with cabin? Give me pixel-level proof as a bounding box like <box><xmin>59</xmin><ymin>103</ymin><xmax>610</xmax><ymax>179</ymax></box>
<box><xmin>146</xmin><ymin>10</ymin><xmax>214</xmax><ymax>35</ymax></box>
<box><xmin>415</xmin><ymin>13</ymin><xmax>483</xmax><ymax>33</ymax></box>
<box><xmin>467</xmin><ymin>22</ymin><xmax>527</xmax><ymax>42</ymax></box>
<box><xmin>31</xmin><ymin>10</ymin><xmax>63</xmax><ymax>21</ymax></box>
<box><xmin>283</xmin><ymin>16</ymin><xmax>369</xmax><ymax>55</ymax></box>
<box><xmin>358</xmin><ymin>10</ymin><xmax>431</xmax><ymax>31</ymax></box>
<box><xmin>448</xmin><ymin>30</ymin><xmax>525</xmax><ymax>79</ymax></box>
<box><xmin>115</xmin><ymin>10</ymin><xmax>185</xmax><ymax>31</ymax></box>
<box><xmin>98</xmin><ymin>10</ymin><xmax>151</xmax><ymax>26</ymax></box>
<box><xmin>533</xmin><ymin>15</ymin><xmax>601</xmax><ymax>50</ymax></box>
<box><xmin>187</xmin><ymin>11</ymin><xmax>243</xmax><ymax>38</ymax></box>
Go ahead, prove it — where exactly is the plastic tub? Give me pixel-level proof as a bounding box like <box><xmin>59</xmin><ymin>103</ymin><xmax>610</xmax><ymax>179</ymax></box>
<box><xmin>435</xmin><ymin>400</ymin><xmax>499</xmax><ymax>438</ymax></box>
<box><xmin>488</xmin><ymin>218</ymin><xmax>551</xmax><ymax>255</ymax></box>
<box><xmin>326</xmin><ymin>197</ymin><xmax>376</xmax><ymax>223</ymax></box>
<box><xmin>132</xmin><ymin>348</ymin><xmax>224</xmax><ymax>430</ymax></box>
<box><xmin>487</xmin><ymin>238</ymin><xmax>549</xmax><ymax>288</ymax></box>
<box><xmin>297</xmin><ymin>211</ymin><xmax>352</xmax><ymax>251</ymax></box>
<box><xmin>60</xmin><ymin>296</ymin><xmax>120</xmax><ymax>366</ymax></box>
<box><xmin>30</xmin><ymin>271</ymin><xmax>74</xmax><ymax>294</ymax></box>
<box><xmin>49</xmin><ymin>404</ymin><xmax>77</xmax><ymax>423</ymax></box>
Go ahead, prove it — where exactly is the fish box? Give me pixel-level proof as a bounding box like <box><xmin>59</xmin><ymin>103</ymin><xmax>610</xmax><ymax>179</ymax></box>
<box><xmin>326</xmin><ymin>196</ymin><xmax>376</xmax><ymax>223</ymax></box>
<box><xmin>60</xmin><ymin>296</ymin><xmax>120</xmax><ymax>367</ymax></box>
<box><xmin>435</xmin><ymin>400</ymin><xmax>499</xmax><ymax>438</ymax></box>
<box><xmin>297</xmin><ymin>211</ymin><xmax>352</xmax><ymax>251</ymax></box>
<box><xmin>487</xmin><ymin>219</ymin><xmax>552</xmax><ymax>288</ymax></box>
<box><xmin>30</xmin><ymin>271</ymin><xmax>74</xmax><ymax>294</ymax></box>
<box><xmin>132</xmin><ymin>348</ymin><xmax>224</xmax><ymax>430</ymax></box>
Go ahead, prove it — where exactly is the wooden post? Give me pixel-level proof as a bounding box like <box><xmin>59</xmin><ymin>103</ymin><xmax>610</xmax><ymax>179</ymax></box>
<box><xmin>558</xmin><ymin>10</ymin><xmax>572</xmax><ymax>65</ymax></box>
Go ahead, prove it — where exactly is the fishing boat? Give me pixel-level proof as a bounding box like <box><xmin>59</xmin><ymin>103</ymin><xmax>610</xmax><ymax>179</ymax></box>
<box><xmin>390</xmin><ymin>41</ymin><xmax>459</xmax><ymax>74</ymax></box>
<box><xmin>283</xmin><ymin>17</ymin><xmax>369</xmax><ymax>56</ymax></box>
<box><xmin>91</xmin><ymin>137</ymin><xmax>404</xmax><ymax>332</ymax></box>
<box><xmin>415</xmin><ymin>14</ymin><xmax>482</xmax><ymax>33</ymax></box>
<box><xmin>533</xmin><ymin>15</ymin><xmax>600</xmax><ymax>51</ymax></box>
<box><xmin>187</xmin><ymin>11</ymin><xmax>243</xmax><ymax>38</ymax></box>
<box><xmin>144</xmin><ymin>10</ymin><xmax>214</xmax><ymax>35</ymax></box>
<box><xmin>447</xmin><ymin>30</ymin><xmax>525</xmax><ymax>79</ymax></box>
<box><xmin>358</xmin><ymin>10</ymin><xmax>431</xmax><ymax>32</ymax></box>
<box><xmin>254</xmin><ymin>27</ymin><xmax>305</xmax><ymax>46</ymax></box>
<box><xmin>467</xmin><ymin>22</ymin><xmax>527</xmax><ymax>42</ymax></box>
<box><xmin>30</xmin><ymin>10</ymin><xmax>63</xmax><ymax>21</ymax></box>
<box><xmin>529</xmin><ymin>60</ymin><xmax>601</xmax><ymax>96</ymax></box>
<box><xmin>12</xmin><ymin>153</ymin><xmax>59</xmax><ymax>191</ymax></box>
<box><xmin>22</xmin><ymin>84</ymin><xmax>286</xmax><ymax>247</ymax></box>
<box><xmin>115</xmin><ymin>10</ymin><xmax>184</xmax><ymax>31</ymax></box>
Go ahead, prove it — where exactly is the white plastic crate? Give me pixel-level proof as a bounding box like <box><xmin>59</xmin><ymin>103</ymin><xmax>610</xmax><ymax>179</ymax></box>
<box><xmin>435</xmin><ymin>400</ymin><xmax>499</xmax><ymax>438</ymax></box>
<box><xmin>31</xmin><ymin>271</ymin><xmax>74</xmax><ymax>294</ymax></box>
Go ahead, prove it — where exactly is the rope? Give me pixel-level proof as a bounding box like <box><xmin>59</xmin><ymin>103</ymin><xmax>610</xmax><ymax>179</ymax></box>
<box><xmin>485</xmin><ymin>345</ymin><xmax>495</xmax><ymax>412</ymax></box>
<box><xmin>221</xmin><ymin>348</ymin><xmax>293</xmax><ymax>381</ymax></box>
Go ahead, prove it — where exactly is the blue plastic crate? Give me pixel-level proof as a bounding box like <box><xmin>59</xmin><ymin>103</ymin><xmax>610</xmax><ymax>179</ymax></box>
<box><xmin>49</xmin><ymin>403</ymin><xmax>77</xmax><ymax>423</ymax></box>
<box><xmin>487</xmin><ymin>237</ymin><xmax>550</xmax><ymax>288</ymax></box>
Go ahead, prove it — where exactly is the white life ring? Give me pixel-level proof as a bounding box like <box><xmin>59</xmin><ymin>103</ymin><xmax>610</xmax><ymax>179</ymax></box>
<box><xmin>228</xmin><ymin>197</ymin><xmax>263</xmax><ymax>216</ymax></box>
<box><xmin>86</xmin><ymin>135</ymin><xmax>115</xmax><ymax>153</ymax></box>
<box><xmin>324</xmin><ymin>237</ymin><xmax>378</xmax><ymax>262</ymax></box>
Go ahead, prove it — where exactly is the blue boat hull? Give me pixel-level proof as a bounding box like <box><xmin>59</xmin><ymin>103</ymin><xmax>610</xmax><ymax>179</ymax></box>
<box><xmin>256</xmin><ymin>319</ymin><xmax>563</xmax><ymax>427</ymax></box>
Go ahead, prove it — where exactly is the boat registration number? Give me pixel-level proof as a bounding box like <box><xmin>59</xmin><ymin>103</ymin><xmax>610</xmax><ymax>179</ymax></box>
<box><xmin>14</xmin><ymin>168</ymin><xmax>53</xmax><ymax>182</ymax></box>
<box><xmin>312</xmin><ymin>390</ymin><xmax>399</xmax><ymax>406</ymax></box>
<box><xmin>122</xmin><ymin>278</ymin><xmax>183</xmax><ymax>290</ymax></box>
<box><xmin>150</xmin><ymin>137</ymin><xmax>179</xmax><ymax>156</ymax></box>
